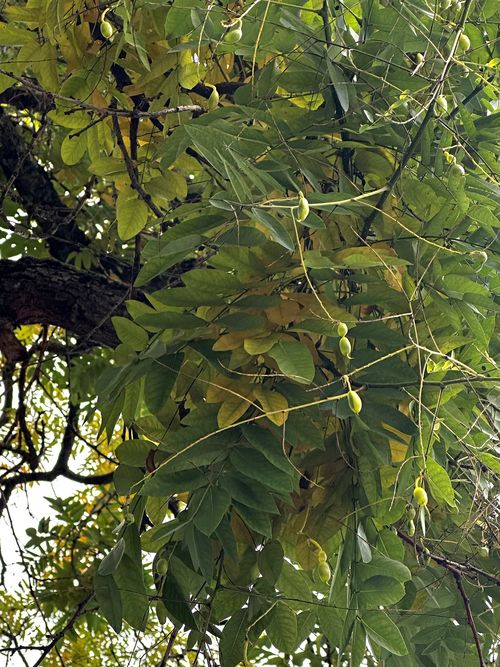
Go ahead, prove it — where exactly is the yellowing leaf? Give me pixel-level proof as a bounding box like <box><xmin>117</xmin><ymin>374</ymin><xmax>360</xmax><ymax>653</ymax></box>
<box><xmin>212</xmin><ymin>333</ymin><xmax>245</xmax><ymax>351</ymax></box>
<box><xmin>253</xmin><ymin>386</ymin><xmax>288</xmax><ymax>426</ymax></box>
<box><xmin>389</xmin><ymin>440</ymin><xmax>407</xmax><ymax>463</ymax></box>
<box><xmin>61</xmin><ymin>131</ymin><xmax>87</xmax><ymax>165</ymax></box>
<box><xmin>217</xmin><ymin>394</ymin><xmax>253</xmax><ymax>428</ymax></box>
<box><xmin>385</xmin><ymin>423</ymin><xmax>410</xmax><ymax>463</ymax></box>
<box><xmin>266</xmin><ymin>298</ymin><xmax>301</xmax><ymax>325</ymax></box>
<box><xmin>117</xmin><ymin>187</ymin><xmax>149</xmax><ymax>240</ymax></box>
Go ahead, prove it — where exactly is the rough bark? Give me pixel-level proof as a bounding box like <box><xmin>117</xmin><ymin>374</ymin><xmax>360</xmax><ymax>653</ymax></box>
<box><xmin>0</xmin><ymin>109</ymin><xmax>89</xmax><ymax>262</ymax></box>
<box><xmin>0</xmin><ymin>257</ymin><xmax>129</xmax><ymax>348</ymax></box>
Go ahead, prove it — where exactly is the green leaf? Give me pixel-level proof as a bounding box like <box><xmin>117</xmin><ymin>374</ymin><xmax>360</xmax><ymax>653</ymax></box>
<box><xmin>93</xmin><ymin>572</ymin><xmax>122</xmax><ymax>633</ymax></box>
<box><xmin>162</xmin><ymin>570</ymin><xmax>198</xmax><ymax>630</ymax></box>
<box><xmin>233</xmin><ymin>502</ymin><xmax>273</xmax><ymax>538</ymax></box>
<box><xmin>61</xmin><ymin>131</ymin><xmax>87</xmax><ymax>165</ymax></box>
<box><xmin>242</xmin><ymin>424</ymin><xmax>293</xmax><ymax>474</ymax></box>
<box><xmin>136</xmin><ymin>311</ymin><xmax>206</xmax><ymax>331</ymax></box>
<box><xmin>357</xmin><ymin>554</ymin><xmax>411</xmax><ymax>583</ymax></box>
<box><xmin>251</xmin><ymin>207</ymin><xmax>294</xmax><ymax>251</ymax></box>
<box><xmin>426</xmin><ymin>456</ymin><xmax>456</xmax><ymax>508</ymax></box>
<box><xmin>327</xmin><ymin>60</ymin><xmax>349</xmax><ymax>112</ymax></box>
<box><xmin>219</xmin><ymin>608</ymin><xmax>248</xmax><ymax>667</ymax></box>
<box><xmin>222</xmin><ymin>474</ymin><xmax>280</xmax><ymax>514</ymax></box>
<box><xmin>362</xmin><ymin>611</ymin><xmax>408</xmax><ymax>656</ymax></box>
<box><xmin>112</xmin><ymin>317</ymin><xmax>149</xmax><ymax>351</ymax></box>
<box><xmin>476</xmin><ymin>451</ymin><xmax>500</xmax><ymax>474</ymax></box>
<box><xmin>144</xmin><ymin>354</ymin><xmax>181</xmax><ymax>413</ymax></box>
<box><xmin>115</xmin><ymin>439</ymin><xmax>153</xmax><ymax>467</ymax></box>
<box><xmin>114</xmin><ymin>464</ymin><xmax>143</xmax><ymax>495</ymax></box>
<box><xmin>117</xmin><ymin>189</ymin><xmax>149</xmax><ymax>241</ymax></box>
<box><xmin>258</xmin><ymin>541</ymin><xmax>284</xmax><ymax>585</ymax></box>
<box><xmin>193</xmin><ymin>486</ymin><xmax>231</xmax><ymax>536</ymax></box>
<box><xmin>140</xmin><ymin>469</ymin><xmax>207</xmax><ymax>497</ymax></box>
<box><xmin>135</xmin><ymin>235</ymin><xmax>202</xmax><ymax>286</ymax></box>
<box><xmin>267</xmin><ymin>602</ymin><xmax>298</xmax><ymax>653</ymax></box>
<box><xmin>230</xmin><ymin>448</ymin><xmax>295</xmax><ymax>494</ymax></box>
<box><xmin>351</xmin><ymin>619</ymin><xmax>366</xmax><ymax>667</ymax></box>
<box><xmin>356</xmin><ymin>523</ymin><xmax>372</xmax><ymax>564</ymax></box>
<box><xmin>268</xmin><ymin>339</ymin><xmax>315</xmax><ymax>384</ymax></box>
<box><xmin>113</xmin><ymin>554</ymin><xmax>149</xmax><ymax>630</ymax></box>
<box><xmin>98</xmin><ymin>538</ymin><xmax>125</xmax><ymax>576</ymax></box>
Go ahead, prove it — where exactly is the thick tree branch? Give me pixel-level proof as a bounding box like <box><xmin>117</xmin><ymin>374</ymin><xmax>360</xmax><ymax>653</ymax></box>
<box><xmin>0</xmin><ymin>109</ymin><xmax>89</xmax><ymax>262</ymax></box>
<box><xmin>0</xmin><ymin>257</ymin><xmax>129</xmax><ymax>348</ymax></box>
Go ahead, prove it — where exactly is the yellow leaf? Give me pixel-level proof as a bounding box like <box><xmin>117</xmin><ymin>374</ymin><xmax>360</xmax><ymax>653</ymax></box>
<box><xmin>253</xmin><ymin>386</ymin><xmax>288</xmax><ymax>426</ymax></box>
<box><xmin>206</xmin><ymin>375</ymin><xmax>232</xmax><ymax>403</ymax></box>
<box><xmin>266</xmin><ymin>298</ymin><xmax>301</xmax><ymax>325</ymax></box>
<box><xmin>384</xmin><ymin>422</ymin><xmax>411</xmax><ymax>464</ymax></box>
<box><xmin>217</xmin><ymin>394</ymin><xmax>253</xmax><ymax>428</ymax></box>
<box><xmin>389</xmin><ymin>440</ymin><xmax>408</xmax><ymax>463</ymax></box>
<box><xmin>212</xmin><ymin>333</ymin><xmax>245</xmax><ymax>351</ymax></box>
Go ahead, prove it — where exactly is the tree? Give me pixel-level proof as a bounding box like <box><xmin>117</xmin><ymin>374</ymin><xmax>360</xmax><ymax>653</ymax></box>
<box><xmin>0</xmin><ymin>0</ymin><xmax>498</xmax><ymax>664</ymax></box>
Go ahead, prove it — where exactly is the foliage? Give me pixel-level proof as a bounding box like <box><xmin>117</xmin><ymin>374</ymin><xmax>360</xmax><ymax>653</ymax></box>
<box><xmin>0</xmin><ymin>0</ymin><xmax>499</xmax><ymax>665</ymax></box>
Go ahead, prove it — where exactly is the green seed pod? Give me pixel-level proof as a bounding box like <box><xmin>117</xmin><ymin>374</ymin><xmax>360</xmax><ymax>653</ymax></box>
<box><xmin>224</xmin><ymin>19</ymin><xmax>242</xmax><ymax>44</ymax></box>
<box><xmin>407</xmin><ymin>519</ymin><xmax>416</xmax><ymax>536</ymax></box>
<box><xmin>156</xmin><ymin>558</ymin><xmax>168</xmax><ymax>575</ymax></box>
<box><xmin>339</xmin><ymin>336</ymin><xmax>352</xmax><ymax>357</ymax></box>
<box><xmin>125</xmin><ymin>512</ymin><xmax>135</xmax><ymax>524</ymax></box>
<box><xmin>100</xmin><ymin>19</ymin><xmax>114</xmax><ymax>39</ymax></box>
<box><xmin>317</xmin><ymin>561</ymin><xmax>331</xmax><ymax>584</ymax></box>
<box><xmin>347</xmin><ymin>390</ymin><xmax>362</xmax><ymax>414</ymax></box>
<box><xmin>458</xmin><ymin>33</ymin><xmax>470</xmax><ymax>51</ymax></box>
<box><xmin>478</xmin><ymin>546</ymin><xmax>489</xmax><ymax>558</ymax></box>
<box><xmin>317</xmin><ymin>550</ymin><xmax>327</xmax><ymax>564</ymax></box>
<box><xmin>296</xmin><ymin>191</ymin><xmax>310</xmax><ymax>222</ymax></box>
<box><xmin>207</xmin><ymin>85</ymin><xmax>220</xmax><ymax>111</ymax></box>
<box><xmin>416</xmin><ymin>52</ymin><xmax>424</xmax><ymax>65</ymax></box>
<box><xmin>337</xmin><ymin>322</ymin><xmax>348</xmax><ymax>337</ymax></box>
<box><xmin>406</xmin><ymin>506</ymin><xmax>416</xmax><ymax>520</ymax></box>
<box><xmin>450</xmin><ymin>163</ymin><xmax>465</xmax><ymax>177</ymax></box>
<box><xmin>435</xmin><ymin>95</ymin><xmax>448</xmax><ymax>115</ymax></box>
<box><xmin>413</xmin><ymin>486</ymin><xmax>428</xmax><ymax>506</ymax></box>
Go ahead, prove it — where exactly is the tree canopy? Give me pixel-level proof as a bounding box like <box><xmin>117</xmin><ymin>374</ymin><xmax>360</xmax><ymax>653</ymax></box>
<box><xmin>0</xmin><ymin>0</ymin><xmax>499</xmax><ymax>665</ymax></box>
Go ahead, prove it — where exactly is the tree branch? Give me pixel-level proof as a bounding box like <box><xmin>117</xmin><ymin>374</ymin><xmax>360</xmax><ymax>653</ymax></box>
<box><xmin>360</xmin><ymin>0</ymin><xmax>474</xmax><ymax>240</ymax></box>
<box><xmin>0</xmin><ymin>257</ymin><xmax>129</xmax><ymax>348</ymax></box>
<box><xmin>0</xmin><ymin>109</ymin><xmax>89</xmax><ymax>262</ymax></box>
<box><xmin>398</xmin><ymin>529</ymin><xmax>494</xmax><ymax>667</ymax></box>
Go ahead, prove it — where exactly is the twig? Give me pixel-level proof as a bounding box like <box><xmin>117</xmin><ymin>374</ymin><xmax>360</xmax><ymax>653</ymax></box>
<box><xmin>360</xmin><ymin>0</ymin><xmax>474</xmax><ymax>240</ymax></box>
<box><xmin>31</xmin><ymin>592</ymin><xmax>93</xmax><ymax>667</ymax></box>
<box><xmin>0</xmin><ymin>68</ymin><xmax>202</xmax><ymax>118</ymax></box>
<box><xmin>453</xmin><ymin>571</ymin><xmax>486</xmax><ymax>667</ymax></box>
<box><xmin>398</xmin><ymin>530</ymin><xmax>493</xmax><ymax>666</ymax></box>
<box><xmin>111</xmin><ymin>113</ymin><xmax>163</xmax><ymax>218</ymax></box>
